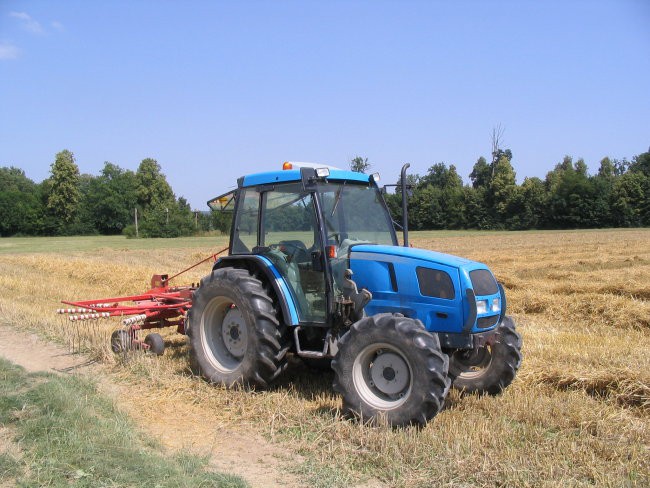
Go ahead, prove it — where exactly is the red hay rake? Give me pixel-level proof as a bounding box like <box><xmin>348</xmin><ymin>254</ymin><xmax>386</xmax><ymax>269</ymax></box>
<box><xmin>57</xmin><ymin>247</ymin><xmax>229</xmax><ymax>354</ymax></box>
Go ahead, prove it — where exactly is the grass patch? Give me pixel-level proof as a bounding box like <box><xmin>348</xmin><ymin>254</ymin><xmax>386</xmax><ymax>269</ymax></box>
<box><xmin>0</xmin><ymin>451</ymin><xmax>22</xmax><ymax>479</ymax></box>
<box><xmin>0</xmin><ymin>234</ymin><xmax>229</xmax><ymax>255</ymax></box>
<box><xmin>0</xmin><ymin>358</ymin><xmax>247</xmax><ymax>487</ymax></box>
<box><xmin>290</xmin><ymin>458</ymin><xmax>356</xmax><ymax>488</ymax></box>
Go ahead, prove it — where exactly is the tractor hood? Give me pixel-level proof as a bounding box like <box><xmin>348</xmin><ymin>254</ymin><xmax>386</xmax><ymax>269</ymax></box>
<box><xmin>347</xmin><ymin>244</ymin><xmax>501</xmax><ymax>334</ymax></box>
<box><xmin>349</xmin><ymin>244</ymin><xmax>480</xmax><ymax>271</ymax></box>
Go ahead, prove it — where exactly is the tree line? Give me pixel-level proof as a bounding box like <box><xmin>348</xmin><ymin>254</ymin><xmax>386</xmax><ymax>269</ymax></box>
<box><xmin>0</xmin><ymin>150</ymin><xmax>227</xmax><ymax>237</ymax></box>
<box><xmin>1</xmin><ymin>149</ymin><xmax>648</xmax><ymax>238</ymax></box>
<box><xmin>378</xmin><ymin>149</ymin><xmax>650</xmax><ymax>231</ymax></box>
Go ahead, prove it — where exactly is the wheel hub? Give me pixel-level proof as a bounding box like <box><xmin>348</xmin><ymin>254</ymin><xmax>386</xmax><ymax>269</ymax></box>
<box><xmin>221</xmin><ymin>308</ymin><xmax>247</xmax><ymax>358</ymax></box>
<box><xmin>383</xmin><ymin>367</ymin><xmax>396</xmax><ymax>381</ymax></box>
<box><xmin>370</xmin><ymin>351</ymin><xmax>409</xmax><ymax>396</ymax></box>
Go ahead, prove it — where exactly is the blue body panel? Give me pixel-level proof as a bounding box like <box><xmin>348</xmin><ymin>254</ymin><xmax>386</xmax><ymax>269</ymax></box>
<box><xmin>241</xmin><ymin>169</ymin><xmax>371</xmax><ymax>188</ymax></box>
<box><xmin>349</xmin><ymin>245</ymin><xmax>501</xmax><ymax>334</ymax></box>
<box><xmin>240</xmin><ymin>255</ymin><xmax>301</xmax><ymax>325</ymax></box>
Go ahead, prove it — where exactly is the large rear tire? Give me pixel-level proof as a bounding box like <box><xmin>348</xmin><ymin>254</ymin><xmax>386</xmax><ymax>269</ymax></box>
<box><xmin>332</xmin><ymin>313</ymin><xmax>450</xmax><ymax>426</ymax></box>
<box><xmin>187</xmin><ymin>267</ymin><xmax>289</xmax><ymax>387</ymax></box>
<box><xmin>448</xmin><ymin>315</ymin><xmax>522</xmax><ymax>395</ymax></box>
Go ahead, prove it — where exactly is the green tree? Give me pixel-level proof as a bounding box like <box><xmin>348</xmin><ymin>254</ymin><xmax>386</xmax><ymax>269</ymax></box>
<box><xmin>350</xmin><ymin>156</ymin><xmax>371</xmax><ymax>173</ymax></box>
<box><xmin>629</xmin><ymin>150</ymin><xmax>650</xmax><ymax>177</ymax></box>
<box><xmin>597</xmin><ymin>157</ymin><xmax>615</xmax><ymax>178</ymax></box>
<box><xmin>139</xmin><ymin>198</ymin><xmax>195</xmax><ymax>238</ymax></box>
<box><xmin>408</xmin><ymin>163</ymin><xmax>466</xmax><ymax>229</ymax></box>
<box><xmin>574</xmin><ymin>158</ymin><xmax>588</xmax><ymax>177</ymax></box>
<box><xmin>45</xmin><ymin>150</ymin><xmax>80</xmax><ymax>233</ymax></box>
<box><xmin>0</xmin><ymin>167</ymin><xmax>44</xmax><ymax>235</ymax></box>
<box><xmin>409</xmin><ymin>185</ymin><xmax>441</xmax><ymax>230</ymax></box>
<box><xmin>489</xmin><ymin>156</ymin><xmax>518</xmax><ymax>228</ymax></box>
<box><xmin>70</xmin><ymin>173</ymin><xmax>100</xmax><ymax>235</ymax></box>
<box><xmin>610</xmin><ymin>171</ymin><xmax>648</xmax><ymax>227</ymax></box>
<box><xmin>86</xmin><ymin>162</ymin><xmax>139</xmax><ymax>234</ymax></box>
<box><xmin>210</xmin><ymin>209</ymin><xmax>232</xmax><ymax>234</ymax></box>
<box><xmin>136</xmin><ymin>158</ymin><xmax>175</xmax><ymax>209</ymax></box>
<box><xmin>469</xmin><ymin>156</ymin><xmax>491</xmax><ymax>189</ymax></box>
<box><xmin>134</xmin><ymin>158</ymin><xmax>183</xmax><ymax>237</ymax></box>
<box><xmin>421</xmin><ymin>163</ymin><xmax>463</xmax><ymax>189</ymax></box>
<box><xmin>463</xmin><ymin>186</ymin><xmax>493</xmax><ymax>229</ymax></box>
<box><xmin>629</xmin><ymin>151</ymin><xmax>650</xmax><ymax>224</ymax></box>
<box><xmin>517</xmin><ymin>177</ymin><xmax>547</xmax><ymax>229</ymax></box>
<box><xmin>0</xmin><ymin>166</ymin><xmax>37</xmax><ymax>193</ymax></box>
<box><xmin>545</xmin><ymin>157</ymin><xmax>603</xmax><ymax>228</ymax></box>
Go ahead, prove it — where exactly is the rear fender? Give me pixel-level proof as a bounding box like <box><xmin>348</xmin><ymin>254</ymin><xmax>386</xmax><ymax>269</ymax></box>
<box><xmin>212</xmin><ymin>255</ymin><xmax>300</xmax><ymax>326</ymax></box>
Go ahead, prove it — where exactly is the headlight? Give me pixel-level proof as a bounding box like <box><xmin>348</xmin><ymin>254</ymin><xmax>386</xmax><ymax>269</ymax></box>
<box><xmin>476</xmin><ymin>300</ymin><xmax>487</xmax><ymax>314</ymax></box>
<box><xmin>315</xmin><ymin>167</ymin><xmax>330</xmax><ymax>178</ymax></box>
<box><xmin>491</xmin><ymin>298</ymin><xmax>500</xmax><ymax>312</ymax></box>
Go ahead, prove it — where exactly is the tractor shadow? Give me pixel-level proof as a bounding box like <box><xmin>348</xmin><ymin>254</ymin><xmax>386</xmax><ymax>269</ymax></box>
<box><xmin>162</xmin><ymin>339</ymin><xmax>461</xmax><ymax>424</ymax></box>
<box><xmin>163</xmin><ymin>339</ymin><xmax>337</xmax><ymax>404</ymax></box>
<box><xmin>271</xmin><ymin>357</ymin><xmax>344</xmax><ymax>420</ymax></box>
<box><xmin>271</xmin><ymin>356</ymin><xmax>465</xmax><ymax>425</ymax></box>
<box><xmin>271</xmin><ymin>355</ymin><xmax>336</xmax><ymax>400</ymax></box>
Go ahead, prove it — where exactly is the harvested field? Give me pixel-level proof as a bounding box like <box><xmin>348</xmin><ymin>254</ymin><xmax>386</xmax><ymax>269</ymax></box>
<box><xmin>0</xmin><ymin>229</ymin><xmax>648</xmax><ymax>487</ymax></box>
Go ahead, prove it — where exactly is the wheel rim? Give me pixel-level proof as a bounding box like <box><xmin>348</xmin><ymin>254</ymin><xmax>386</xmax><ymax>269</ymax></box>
<box><xmin>352</xmin><ymin>343</ymin><xmax>412</xmax><ymax>410</ymax></box>
<box><xmin>454</xmin><ymin>346</ymin><xmax>493</xmax><ymax>379</ymax></box>
<box><xmin>111</xmin><ymin>329</ymin><xmax>130</xmax><ymax>353</ymax></box>
<box><xmin>200</xmin><ymin>297</ymin><xmax>248</xmax><ymax>373</ymax></box>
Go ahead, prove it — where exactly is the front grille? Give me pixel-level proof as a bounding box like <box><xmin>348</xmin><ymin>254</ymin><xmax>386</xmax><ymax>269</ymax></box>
<box><xmin>477</xmin><ymin>316</ymin><xmax>498</xmax><ymax>329</ymax></box>
<box><xmin>470</xmin><ymin>269</ymin><xmax>498</xmax><ymax>296</ymax></box>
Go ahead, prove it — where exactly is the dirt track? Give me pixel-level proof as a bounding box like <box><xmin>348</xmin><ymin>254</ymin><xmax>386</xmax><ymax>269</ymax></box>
<box><xmin>0</xmin><ymin>324</ymin><xmax>305</xmax><ymax>488</ymax></box>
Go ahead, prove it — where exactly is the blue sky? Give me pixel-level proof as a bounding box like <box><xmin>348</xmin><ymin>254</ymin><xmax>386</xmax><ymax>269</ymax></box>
<box><xmin>1</xmin><ymin>0</ymin><xmax>648</xmax><ymax>209</ymax></box>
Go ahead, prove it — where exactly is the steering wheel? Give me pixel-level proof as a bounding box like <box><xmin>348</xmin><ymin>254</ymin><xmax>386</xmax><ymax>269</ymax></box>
<box><xmin>278</xmin><ymin>241</ymin><xmax>308</xmax><ymax>263</ymax></box>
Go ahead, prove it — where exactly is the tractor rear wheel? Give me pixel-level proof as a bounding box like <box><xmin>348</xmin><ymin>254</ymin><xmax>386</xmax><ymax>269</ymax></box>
<box><xmin>448</xmin><ymin>315</ymin><xmax>522</xmax><ymax>395</ymax></box>
<box><xmin>188</xmin><ymin>267</ymin><xmax>289</xmax><ymax>387</ymax></box>
<box><xmin>332</xmin><ymin>313</ymin><xmax>450</xmax><ymax>426</ymax></box>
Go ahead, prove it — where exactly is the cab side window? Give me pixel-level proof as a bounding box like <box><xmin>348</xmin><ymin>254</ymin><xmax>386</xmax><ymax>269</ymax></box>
<box><xmin>232</xmin><ymin>189</ymin><xmax>259</xmax><ymax>254</ymax></box>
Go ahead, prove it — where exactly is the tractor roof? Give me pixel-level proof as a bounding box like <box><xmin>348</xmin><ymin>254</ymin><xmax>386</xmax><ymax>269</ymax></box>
<box><xmin>240</xmin><ymin>169</ymin><xmax>371</xmax><ymax>188</ymax></box>
<box><xmin>208</xmin><ymin>165</ymin><xmax>377</xmax><ymax>210</ymax></box>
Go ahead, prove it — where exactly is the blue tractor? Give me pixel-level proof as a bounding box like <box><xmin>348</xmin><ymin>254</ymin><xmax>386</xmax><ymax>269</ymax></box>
<box><xmin>188</xmin><ymin>163</ymin><xmax>522</xmax><ymax>426</ymax></box>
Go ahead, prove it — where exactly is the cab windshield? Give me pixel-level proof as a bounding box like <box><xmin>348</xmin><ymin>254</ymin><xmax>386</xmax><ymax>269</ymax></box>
<box><xmin>317</xmin><ymin>182</ymin><xmax>397</xmax><ymax>248</ymax></box>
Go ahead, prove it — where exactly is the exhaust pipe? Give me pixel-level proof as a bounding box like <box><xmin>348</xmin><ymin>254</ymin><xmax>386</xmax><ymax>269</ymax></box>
<box><xmin>401</xmin><ymin>163</ymin><xmax>410</xmax><ymax>247</ymax></box>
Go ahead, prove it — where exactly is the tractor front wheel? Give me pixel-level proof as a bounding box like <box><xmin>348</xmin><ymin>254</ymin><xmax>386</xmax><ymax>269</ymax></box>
<box><xmin>332</xmin><ymin>313</ymin><xmax>450</xmax><ymax>426</ymax></box>
<box><xmin>448</xmin><ymin>315</ymin><xmax>522</xmax><ymax>395</ymax></box>
<box><xmin>188</xmin><ymin>267</ymin><xmax>289</xmax><ymax>387</ymax></box>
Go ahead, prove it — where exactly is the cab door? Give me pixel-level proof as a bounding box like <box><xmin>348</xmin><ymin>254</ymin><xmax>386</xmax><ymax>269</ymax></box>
<box><xmin>259</xmin><ymin>184</ymin><xmax>327</xmax><ymax>323</ymax></box>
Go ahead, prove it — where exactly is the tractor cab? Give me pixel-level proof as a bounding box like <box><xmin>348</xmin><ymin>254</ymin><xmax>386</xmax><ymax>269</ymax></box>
<box><xmin>209</xmin><ymin>164</ymin><xmax>396</xmax><ymax>327</ymax></box>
